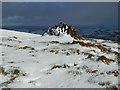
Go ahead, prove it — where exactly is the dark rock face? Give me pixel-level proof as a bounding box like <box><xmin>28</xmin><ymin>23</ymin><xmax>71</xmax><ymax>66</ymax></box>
<box><xmin>43</xmin><ymin>21</ymin><xmax>77</xmax><ymax>37</ymax></box>
<box><xmin>67</xmin><ymin>25</ymin><xmax>77</xmax><ymax>37</ymax></box>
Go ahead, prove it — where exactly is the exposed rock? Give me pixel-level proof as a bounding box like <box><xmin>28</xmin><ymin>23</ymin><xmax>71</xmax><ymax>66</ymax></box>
<box><xmin>43</xmin><ymin>21</ymin><xmax>77</xmax><ymax>37</ymax></box>
<box><xmin>112</xmin><ymin>70</ymin><xmax>119</xmax><ymax>77</ymax></box>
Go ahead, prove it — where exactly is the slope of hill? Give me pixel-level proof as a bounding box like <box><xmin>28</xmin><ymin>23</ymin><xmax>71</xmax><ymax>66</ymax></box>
<box><xmin>0</xmin><ymin>29</ymin><xmax>119</xmax><ymax>89</ymax></box>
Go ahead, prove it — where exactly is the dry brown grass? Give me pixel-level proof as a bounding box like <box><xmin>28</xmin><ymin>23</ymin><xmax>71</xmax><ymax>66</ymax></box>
<box><xmin>114</xmin><ymin>51</ymin><xmax>120</xmax><ymax>62</ymax></box>
<box><xmin>95</xmin><ymin>45</ymin><xmax>108</xmax><ymax>52</ymax></box>
<box><xmin>72</xmin><ymin>40</ymin><xmax>110</xmax><ymax>53</ymax></box>
<box><xmin>72</xmin><ymin>41</ymin><xmax>95</xmax><ymax>47</ymax></box>
<box><xmin>73</xmin><ymin>36</ymin><xmax>84</xmax><ymax>40</ymax></box>
<box><xmin>51</xmin><ymin>65</ymin><xmax>62</xmax><ymax>70</ymax></box>
<box><xmin>85</xmin><ymin>38</ymin><xmax>97</xmax><ymax>42</ymax></box>
<box><xmin>97</xmin><ymin>56</ymin><xmax>113</xmax><ymax>65</ymax></box>
<box><xmin>86</xmin><ymin>69</ymin><xmax>98</xmax><ymax>73</ymax></box>
<box><xmin>51</xmin><ymin>64</ymin><xmax>70</xmax><ymax>70</ymax></box>
<box><xmin>19</xmin><ymin>46</ymin><xmax>35</xmax><ymax>50</ymax></box>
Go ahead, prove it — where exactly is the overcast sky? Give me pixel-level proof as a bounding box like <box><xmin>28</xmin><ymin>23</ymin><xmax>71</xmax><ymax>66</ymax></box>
<box><xmin>2</xmin><ymin>0</ymin><xmax>119</xmax><ymax>2</ymax></box>
<box><xmin>2</xmin><ymin>2</ymin><xmax>118</xmax><ymax>26</ymax></box>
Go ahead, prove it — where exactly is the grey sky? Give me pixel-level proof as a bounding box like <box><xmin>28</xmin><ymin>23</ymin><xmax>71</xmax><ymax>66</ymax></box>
<box><xmin>2</xmin><ymin>2</ymin><xmax>118</xmax><ymax>26</ymax></box>
<box><xmin>2</xmin><ymin>0</ymin><xmax>119</xmax><ymax>2</ymax></box>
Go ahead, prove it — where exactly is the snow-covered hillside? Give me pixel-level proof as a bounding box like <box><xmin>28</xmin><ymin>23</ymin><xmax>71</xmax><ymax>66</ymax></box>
<box><xmin>0</xmin><ymin>29</ymin><xmax>119</xmax><ymax>89</ymax></box>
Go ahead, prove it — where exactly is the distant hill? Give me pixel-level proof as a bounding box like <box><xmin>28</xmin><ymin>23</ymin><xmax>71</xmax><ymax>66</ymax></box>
<box><xmin>2</xmin><ymin>25</ymin><xmax>119</xmax><ymax>41</ymax></box>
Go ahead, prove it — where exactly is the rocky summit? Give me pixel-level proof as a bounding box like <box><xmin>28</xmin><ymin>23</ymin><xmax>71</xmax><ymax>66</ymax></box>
<box><xmin>43</xmin><ymin>22</ymin><xmax>77</xmax><ymax>37</ymax></box>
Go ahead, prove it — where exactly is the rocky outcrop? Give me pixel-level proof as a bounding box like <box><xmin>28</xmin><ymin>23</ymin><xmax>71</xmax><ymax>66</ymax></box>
<box><xmin>43</xmin><ymin>21</ymin><xmax>77</xmax><ymax>37</ymax></box>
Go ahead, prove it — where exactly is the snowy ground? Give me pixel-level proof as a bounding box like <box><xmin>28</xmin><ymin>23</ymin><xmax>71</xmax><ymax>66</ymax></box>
<box><xmin>0</xmin><ymin>29</ymin><xmax>119</xmax><ymax>88</ymax></box>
